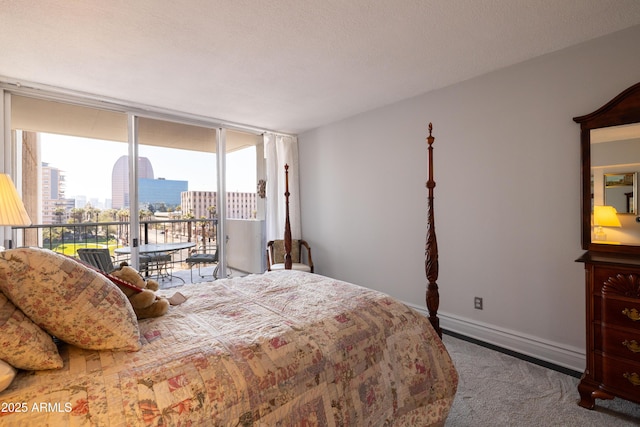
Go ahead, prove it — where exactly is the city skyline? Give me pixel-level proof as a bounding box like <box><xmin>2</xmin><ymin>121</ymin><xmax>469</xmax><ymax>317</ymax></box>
<box><xmin>40</xmin><ymin>133</ymin><xmax>257</xmax><ymax>207</ymax></box>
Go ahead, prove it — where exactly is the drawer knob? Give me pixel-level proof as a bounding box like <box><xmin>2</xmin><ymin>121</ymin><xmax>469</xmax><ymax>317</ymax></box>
<box><xmin>622</xmin><ymin>340</ymin><xmax>640</xmax><ymax>353</ymax></box>
<box><xmin>622</xmin><ymin>308</ymin><xmax>640</xmax><ymax>321</ymax></box>
<box><xmin>624</xmin><ymin>372</ymin><xmax>640</xmax><ymax>386</ymax></box>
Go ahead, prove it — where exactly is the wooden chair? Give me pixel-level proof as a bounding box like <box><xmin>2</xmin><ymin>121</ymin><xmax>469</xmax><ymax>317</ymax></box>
<box><xmin>266</xmin><ymin>164</ymin><xmax>314</xmax><ymax>273</ymax></box>
<box><xmin>266</xmin><ymin>239</ymin><xmax>313</xmax><ymax>273</ymax></box>
<box><xmin>77</xmin><ymin>248</ymin><xmax>118</xmax><ymax>273</ymax></box>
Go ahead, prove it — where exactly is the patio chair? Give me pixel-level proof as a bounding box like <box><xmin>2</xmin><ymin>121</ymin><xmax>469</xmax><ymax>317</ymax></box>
<box><xmin>77</xmin><ymin>248</ymin><xmax>118</xmax><ymax>273</ymax></box>
<box><xmin>186</xmin><ymin>247</ymin><xmax>219</xmax><ymax>282</ymax></box>
<box><xmin>140</xmin><ymin>252</ymin><xmax>173</xmax><ymax>281</ymax></box>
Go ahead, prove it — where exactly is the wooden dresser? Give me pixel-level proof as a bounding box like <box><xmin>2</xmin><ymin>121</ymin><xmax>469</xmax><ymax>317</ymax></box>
<box><xmin>577</xmin><ymin>252</ymin><xmax>640</xmax><ymax>408</ymax></box>
<box><xmin>573</xmin><ymin>81</ymin><xmax>640</xmax><ymax>410</ymax></box>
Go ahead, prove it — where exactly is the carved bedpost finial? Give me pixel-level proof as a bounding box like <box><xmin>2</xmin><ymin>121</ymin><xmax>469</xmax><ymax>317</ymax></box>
<box><xmin>425</xmin><ymin>122</ymin><xmax>441</xmax><ymax>338</ymax></box>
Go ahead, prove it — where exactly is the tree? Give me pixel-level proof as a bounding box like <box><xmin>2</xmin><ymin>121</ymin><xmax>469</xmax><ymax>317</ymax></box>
<box><xmin>85</xmin><ymin>204</ymin><xmax>101</xmax><ymax>223</ymax></box>
<box><xmin>139</xmin><ymin>209</ymin><xmax>153</xmax><ymax>221</ymax></box>
<box><xmin>183</xmin><ymin>210</ymin><xmax>194</xmax><ymax>241</ymax></box>
<box><xmin>69</xmin><ymin>208</ymin><xmax>85</xmax><ymax>224</ymax></box>
<box><xmin>53</xmin><ymin>207</ymin><xmax>65</xmax><ymax>224</ymax></box>
<box><xmin>100</xmin><ymin>209</ymin><xmax>119</xmax><ymax>241</ymax></box>
<box><xmin>117</xmin><ymin>209</ymin><xmax>130</xmax><ymax>245</ymax></box>
<box><xmin>101</xmin><ymin>209</ymin><xmax>119</xmax><ymax>222</ymax></box>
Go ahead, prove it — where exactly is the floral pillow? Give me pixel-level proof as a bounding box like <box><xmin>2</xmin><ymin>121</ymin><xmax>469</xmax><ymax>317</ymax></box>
<box><xmin>0</xmin><ymin>248</ymin><xmax>141</xmax><ymax>352</ymax></box>
<box><xmin>0</xmin><ymin>291</ymin><xmax>63</xmax><ymax>370</ymax></box>
<box><xmin>0</xmin><ymin>359</ymin><xmax>16</xmax><ymax>392</ymax></box>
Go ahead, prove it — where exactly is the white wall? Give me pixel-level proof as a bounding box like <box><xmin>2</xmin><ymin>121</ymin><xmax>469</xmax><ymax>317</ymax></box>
<box><xmin>226</xmin><ymin>219</ymin><xmax>265</xmax><ymax>273</ymax></box>
<box><xmin>298</xmin><ymin>25</ymin><xmax>640</xmax><ymax>371</ymax></box>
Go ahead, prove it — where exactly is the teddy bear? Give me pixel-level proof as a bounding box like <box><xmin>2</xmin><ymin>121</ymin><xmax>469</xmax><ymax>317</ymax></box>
<box><xmin>109</xmin><ymin>263</ymin><xmax>170</xmax><ymax>319</ymax></box>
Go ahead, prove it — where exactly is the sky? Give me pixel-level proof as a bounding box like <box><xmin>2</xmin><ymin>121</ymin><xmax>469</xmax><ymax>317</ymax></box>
<box><xmin>40</xmin><ymin>133</ymin><xmax>257</xmax><ymax>206</ymax></box>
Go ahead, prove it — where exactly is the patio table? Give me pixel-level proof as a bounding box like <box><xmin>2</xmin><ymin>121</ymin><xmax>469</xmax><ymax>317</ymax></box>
<box><xmin>115</xmin><ymin>242</ymin><xmax>196</xmax><ymax>282</ymax></box>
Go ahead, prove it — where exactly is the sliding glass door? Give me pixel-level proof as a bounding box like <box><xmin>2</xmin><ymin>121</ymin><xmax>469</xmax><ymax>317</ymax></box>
<box><xmin>225</xmin><ymin>141</ymin><xmax>266</xmax><ymax>273</ymax></box>
<box><xmin>135</xmin><ymin>116</ymin><xmax>218</xmax><ymax>278</ymax></box>
<box><xmin>3</xmin><ymin>90</ymin><xmax>265</xmax><ymax>279</ymax></box>
<box><xmin>7</xmin><ymin>94</ymin><xmax>129</xmax><ymax>251</ymax></box>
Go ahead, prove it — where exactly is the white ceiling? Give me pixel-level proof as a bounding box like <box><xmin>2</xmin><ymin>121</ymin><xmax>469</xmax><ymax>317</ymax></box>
<box><xmin>1</xmin><ymin>0</ymin><xmax>640</xmax><ymax>134</ymax></box>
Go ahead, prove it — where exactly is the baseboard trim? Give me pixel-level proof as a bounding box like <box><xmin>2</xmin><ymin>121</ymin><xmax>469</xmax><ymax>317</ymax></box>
<box><xmin>405</xmin><ymin>303</ymin><xmax>586</xmax><ymax>374</ymax></box>
<box><xmin>441</xmin><ymin>329</ymin><xmax>582</xmax><ymax>378</ymax></box>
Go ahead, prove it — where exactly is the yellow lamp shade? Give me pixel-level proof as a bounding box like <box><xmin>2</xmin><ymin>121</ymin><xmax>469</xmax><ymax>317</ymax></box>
<box><xmin>0</xmin><ymin>174</ymin><xmax>32</xmax><ymax>226</ymax></box>
<box><xmin>594</xmin><ymin>205</ymin><xmax>621</xmax><ymax>227</ymax></box>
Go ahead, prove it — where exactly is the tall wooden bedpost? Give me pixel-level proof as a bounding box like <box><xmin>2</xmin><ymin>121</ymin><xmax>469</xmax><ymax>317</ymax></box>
<box><xmin>283</xmin><ymin>164</ymin><xmax>293</xmax><ymax>269</ymax></box>
<box><xmin>425</xmin><ymin>123</ymin><xmax>441</xmax><ymax>338</ymax></box>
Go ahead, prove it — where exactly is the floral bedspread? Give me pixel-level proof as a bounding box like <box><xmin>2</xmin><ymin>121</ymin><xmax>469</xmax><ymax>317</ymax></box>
<box><xmin>0</xmin><ymin>271</ymin><xmax>457</xmax><ymax>426</ymax></box>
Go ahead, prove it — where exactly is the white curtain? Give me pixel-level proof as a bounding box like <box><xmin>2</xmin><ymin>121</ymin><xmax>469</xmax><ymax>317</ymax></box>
<box><xmin>264</xmin><ymin>133</ymin><xmax>301</xmax><ymax>241</ymax></box>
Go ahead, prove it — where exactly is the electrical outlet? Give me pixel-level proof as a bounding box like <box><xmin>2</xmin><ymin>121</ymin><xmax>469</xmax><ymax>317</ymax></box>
<box><xmin>474</xmin><ymin>297</ymin><xmax>483</xmax><ymax>310</ymax></box>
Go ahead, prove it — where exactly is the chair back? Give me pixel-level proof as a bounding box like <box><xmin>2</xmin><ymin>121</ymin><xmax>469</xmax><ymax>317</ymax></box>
<box><xmin>77</xmin><ymin>248</ymin><xmax>116</xmax><ymax>273</ymax></box>
<box><xmin>271</xmin><ymin>240</ymin><xmax>301</xmax><ymax>263</ymax></box>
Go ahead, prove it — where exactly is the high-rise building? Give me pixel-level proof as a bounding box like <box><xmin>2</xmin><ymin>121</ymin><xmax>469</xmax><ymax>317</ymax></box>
<box><xmin>41</xmin><ymin>162</ymin><xmax>75</xmax><ymax>224</ymax></box>
<box><xmin>227</xmin><ymin>191</ymin><xmax>258</xmax><ymax>219</ymax></box>
<box><xmin>181</xmin><ymin>191</ymin><xmax>257</xmax><ymax>220</ymax></box>
<box><xmin>139</xmin><ymin>177</ymin><xmax>188</xmax><ymax>208</ymax></box>
<box><xmin>111</xmin><ymin>156</ymin><xmax>154</xmax><ymax>209</ymax></box>
<box><xmin>74</xmin><ymin>195</ymin><xmax>87</xmax><ymax>209</ymax></box>
<box><xmin>181</xmin><ymin>191</ymin><xmax>217</xmax><ymax>219</ymax></box>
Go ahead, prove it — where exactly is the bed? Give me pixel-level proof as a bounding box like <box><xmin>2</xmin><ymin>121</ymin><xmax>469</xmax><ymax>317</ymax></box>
<box><xmin>0</xmin><ymin>125</ymin><xmax>457</xmax><ymax>426</ymax></box>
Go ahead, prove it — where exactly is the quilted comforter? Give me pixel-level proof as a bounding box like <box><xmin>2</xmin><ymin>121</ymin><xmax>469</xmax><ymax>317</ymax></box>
<box><xmin>0</xmin><ymin>271</ymin><xmax>457</xmax><ymax>426</ymax></box>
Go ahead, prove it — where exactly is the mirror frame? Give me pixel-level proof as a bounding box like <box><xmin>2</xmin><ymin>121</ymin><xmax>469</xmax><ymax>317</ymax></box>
<box><xmin>574</xmin><ymin>81</ymin><xmax>640</xmax><ymax>255</ymax></box>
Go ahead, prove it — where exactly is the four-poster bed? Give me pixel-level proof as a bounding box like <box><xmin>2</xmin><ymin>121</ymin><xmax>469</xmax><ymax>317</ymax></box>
<box><xmin>0</xmin><ymin>124</ymin><xmax>456</xmax><ymax>426</ymax></box>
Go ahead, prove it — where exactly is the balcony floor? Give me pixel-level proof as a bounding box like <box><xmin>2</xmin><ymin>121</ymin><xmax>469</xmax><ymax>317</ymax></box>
<box><xmin>153</xmin><ymin>263</ymin><xmax>249</xmax><ymax>289</ymax></box>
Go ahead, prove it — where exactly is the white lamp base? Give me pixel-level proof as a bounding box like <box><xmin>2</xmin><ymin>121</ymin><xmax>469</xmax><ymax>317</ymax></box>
<box><xmin>594</xmin><ymin>226</ymin><xmax>607</xmax><ymax>241</ymax></box>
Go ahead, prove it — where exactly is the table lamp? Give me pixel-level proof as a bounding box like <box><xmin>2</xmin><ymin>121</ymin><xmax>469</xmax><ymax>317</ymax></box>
<box><xmin>0</xmin><ymin>173</ymin><xmax>32</xmax><ymax>249</ymax></box>
<box><xmin>593</xmin><ymin>205</ymin><xmax>621</xmax><ymax>241</ymax></box>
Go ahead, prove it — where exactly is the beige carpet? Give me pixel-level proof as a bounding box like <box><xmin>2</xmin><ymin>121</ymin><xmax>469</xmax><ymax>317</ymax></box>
<box><xmin>443</xmin><ymin>334</ymin><xmax>640</xmax><ymax>426</ymax></box>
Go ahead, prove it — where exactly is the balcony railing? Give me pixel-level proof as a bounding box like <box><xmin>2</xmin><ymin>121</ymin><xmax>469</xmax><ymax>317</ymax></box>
<box><xmin>10</xmin><ymin>218</ymin><xmax>217</xmax><ymax>276</ymax></box>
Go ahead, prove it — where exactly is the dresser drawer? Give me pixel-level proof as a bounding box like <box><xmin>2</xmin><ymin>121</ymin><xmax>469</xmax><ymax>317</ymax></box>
<box><xmin>602</xmin><ymin>325</ymin><xmax>640</xmax><ymax>362</ymax></box>
<box><xmin>602</xmin><ymin>296</ymin><xmax>640</xmax><ymax>329</ymax></box>
<box><xmin>602</xmin><ymin>356</ymin><xmax>640</xmax><ymax>401</ymax></box>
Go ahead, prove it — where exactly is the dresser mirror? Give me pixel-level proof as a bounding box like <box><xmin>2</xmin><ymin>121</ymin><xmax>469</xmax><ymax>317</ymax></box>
<box><xmin>575</xmin><ymin>82</ymin><xmax>640</xmax><ymax>411</ymax></box>
<box><xmin>574</xmin><ymin>82</ymin><xmax>640</xmax><ymax>254</ymax></box>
